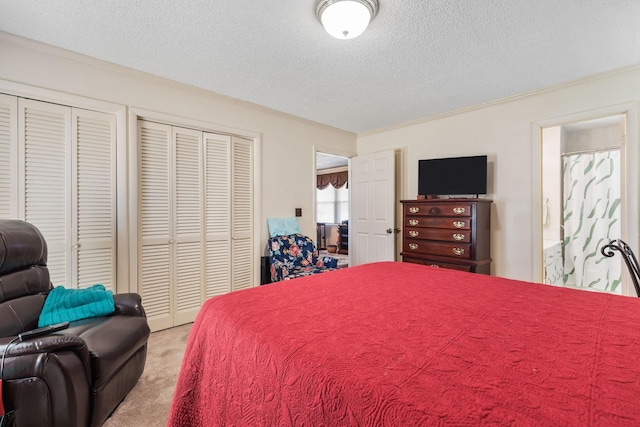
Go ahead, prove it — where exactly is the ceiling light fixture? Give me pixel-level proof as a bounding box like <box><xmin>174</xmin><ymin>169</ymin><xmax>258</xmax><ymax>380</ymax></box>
<box><xmin>315</xmin><ymin>0</ymin><xmax>379</xmax><ymax>40</ymax></box>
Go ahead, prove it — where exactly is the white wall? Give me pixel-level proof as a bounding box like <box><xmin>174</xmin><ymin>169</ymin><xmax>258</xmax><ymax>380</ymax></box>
<box><xmin>357</xmin><ymin>67</ymin><xmax>640</xmax><ymax>282</ymax></box>
<box><xmin>0</xmin><ymin>33</ymin><xmax>357</xmax><ymax>253</ymax></box>
<box><xmin>563</xmin><ymin>122</ymin><xmax>623</xmax><ymax>154</ymax></box>
<box><xmin>542</xmin><ymin>126</ymin><xmax>561</xmax><ymax>242</ymax></box>
<box><xmin>3</xmin><ymin>33</ymin><xmax>639</xmax><ymax>285</ymax></box>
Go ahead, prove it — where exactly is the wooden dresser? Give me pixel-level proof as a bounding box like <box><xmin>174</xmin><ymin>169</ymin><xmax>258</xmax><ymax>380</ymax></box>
<box><xmin>400</xmin><ymin>198</ymin><xmax>492</xmax><ymax>274</ymax></box>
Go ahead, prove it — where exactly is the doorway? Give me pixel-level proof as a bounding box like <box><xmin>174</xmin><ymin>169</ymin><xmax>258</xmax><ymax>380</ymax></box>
<box><xmin>541</xmin><ymin>115</ymin><xmax>625</xmax><ymax>294</ymax></box>
<box><xmin>315</xmin><ymin>151</ymin><xmax>350</xmax><ymax>268</ymax></box>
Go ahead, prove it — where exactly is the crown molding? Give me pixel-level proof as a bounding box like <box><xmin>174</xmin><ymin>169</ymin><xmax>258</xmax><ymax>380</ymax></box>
<box><xmin>0</xmin><ymin>31</ymin><xmax>356</xmax><ymax>136</ymax></box>
<box><xmin>358</xmin><ymin>63</ymin><xmax>640</xmax><ymax>137</ymax></box>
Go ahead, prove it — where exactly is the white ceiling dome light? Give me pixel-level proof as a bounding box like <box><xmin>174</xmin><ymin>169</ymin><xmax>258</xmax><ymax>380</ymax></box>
<box><xmin>315</xmin><ymin>0</ymin><xmax>379</xmax><ymax>40</ymax></box>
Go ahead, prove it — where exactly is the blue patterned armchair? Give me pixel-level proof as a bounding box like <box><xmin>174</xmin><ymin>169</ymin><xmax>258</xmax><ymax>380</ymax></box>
<box><xmin>268</xmin><ymin>234</ymin><xmax>338</xmax><ymax>282</ymax></box>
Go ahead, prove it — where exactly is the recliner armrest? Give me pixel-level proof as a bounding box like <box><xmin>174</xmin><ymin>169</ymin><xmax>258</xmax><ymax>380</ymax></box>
<box><xmin>113</xmin><ymin>293</ymin><xmax>146</xmax><ymax>318</ymax></box>
<box><xmin>0</xmin><ymin>334</ymin><xmax>87</xmax><ymax>358</ymax></box>
<box><xmin>0</xmin><ymin>334</ymin><xmax>92</xmax><ymax>426</ymax></box>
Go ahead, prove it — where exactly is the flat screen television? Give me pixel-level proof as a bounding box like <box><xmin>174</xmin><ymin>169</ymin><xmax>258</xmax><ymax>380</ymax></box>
<box><xmin>418</xmin><ymin>155</ymin><xmax>487</xmax><ymax>197</ymax></box>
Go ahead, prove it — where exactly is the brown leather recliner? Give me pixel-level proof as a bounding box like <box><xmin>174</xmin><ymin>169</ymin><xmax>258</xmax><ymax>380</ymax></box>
<box><xmin>0</xmin><ymin>220</ymin><xmax>150</xmax><ymax>427</ymax></box>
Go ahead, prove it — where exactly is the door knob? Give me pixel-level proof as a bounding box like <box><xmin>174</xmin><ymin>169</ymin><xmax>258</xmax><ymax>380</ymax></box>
<box><xmin>386</xmin><ymin>228</ymin><xmax>393</xmax><ymax>234</ymax></box>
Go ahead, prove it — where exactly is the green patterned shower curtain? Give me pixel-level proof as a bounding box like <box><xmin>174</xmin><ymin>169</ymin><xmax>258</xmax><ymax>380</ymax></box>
<box><xmin>562</xmin><ymin>150</ymin><xmax>621</xmax><ymax>293</ymax></box>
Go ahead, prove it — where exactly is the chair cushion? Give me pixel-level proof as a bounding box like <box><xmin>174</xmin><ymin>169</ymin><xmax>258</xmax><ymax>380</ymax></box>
<box><xmin>269</xmin><ymin>234</ymin><xmax>318</xmax><ymax>265</ymax></box>
<box><xmin>67</xmin><ymin>315</ymin><xmax>150</xmax><ymax>389</ymax></box>
<box><xmin>269</xmin><ymin>234</ymin><xmax>338</xmax><ymax>281</ymax></box>
<box><xmin>0</xmin><ymin>220</ymin><xmax>47</xmax><ymax>275</ymax></box>
<box><xmin>0</xmin><ymin>293</ymin><xmax>48</xmax><ymax>337</ymax></box>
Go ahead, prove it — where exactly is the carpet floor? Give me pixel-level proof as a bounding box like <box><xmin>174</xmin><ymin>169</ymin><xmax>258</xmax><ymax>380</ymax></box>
<box><xmin>103</xmin><ymin>323</ymin><xmax>192</xmax><ymax>427</ymax></box>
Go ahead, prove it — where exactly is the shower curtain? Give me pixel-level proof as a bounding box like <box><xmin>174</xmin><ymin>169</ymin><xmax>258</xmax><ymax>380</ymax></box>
<box><xmin>562</xmin><ymin>150</ymin><xmax>621</xmax><ymax>293</ymax></box>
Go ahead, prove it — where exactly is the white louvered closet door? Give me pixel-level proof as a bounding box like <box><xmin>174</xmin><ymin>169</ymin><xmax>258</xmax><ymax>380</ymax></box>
<box><xmin>0</xmin><ymin>94</ymin><xmax>17</xmax><ymax>219</ymax></box>
<box><xmin>72</xmin><ymin>109</ymin><xmax>117</xmax><ymax>290</ymax></box>
<box><xmin>173</xmin><ymin>127</ymin><xmax>203</xmax><ymax>325</ymax></box>
<box><xmin>18</xmin><ymin>99</ymin><xmax>71</xmax><ymax>286</ymax></box>
<box><xmin>138</xmin><ymin>120</ymin><xmax>173</xmax><ymax>331</ymax></box>
<box><xmin>231</xmin><ymin>136</ymin><xmax>253</xmax><ymax>291</ymax></box>
<box><xmin>16</xmin><ymin>99</ymin><xmax>117</xmax><ymax>290</ymax></box>
<box><xmin>138</xmin><ymin>121</ymin><xmax>254</xmax><ymax>331</ymax></box>
<box><xmin>204</xmin><ymin>132</ymin><xmax>231</xmax><ymax>298</ymax></box>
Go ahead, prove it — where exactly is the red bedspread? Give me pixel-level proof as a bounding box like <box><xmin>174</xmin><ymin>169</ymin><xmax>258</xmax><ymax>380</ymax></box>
<box><xmin>168</xmin><ymin>262</ymin><xmax>640</xmax><ymax>426</ymax></box>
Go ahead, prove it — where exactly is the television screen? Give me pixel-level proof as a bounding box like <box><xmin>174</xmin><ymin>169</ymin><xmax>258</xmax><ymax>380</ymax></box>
<box><xmin>418</xmin><ymin>155</ymin><xmax>487</xmax><ymax>196</ymax></box>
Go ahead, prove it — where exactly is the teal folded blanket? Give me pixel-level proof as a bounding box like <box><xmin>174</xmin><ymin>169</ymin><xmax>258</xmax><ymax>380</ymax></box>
<box><xmin>38</xmin><ymin>284</ymin><xmax>115</xmax><ymax>327</ymax></box>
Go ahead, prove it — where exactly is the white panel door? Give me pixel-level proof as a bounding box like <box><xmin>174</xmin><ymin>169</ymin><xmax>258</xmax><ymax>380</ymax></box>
<box><xmin>351</xmin><ymin>150</ymin><xmax>395</xmax><ymax>265</ymax></box>
<box><xmin>0</xmin><ymin>94</ymin><xmax>17</xmax><ymax>219</ymax></box>
<box><xmin>231</xmin><ymin>136</ymin><xmax>253</xmax><ymax>291</ymax></box>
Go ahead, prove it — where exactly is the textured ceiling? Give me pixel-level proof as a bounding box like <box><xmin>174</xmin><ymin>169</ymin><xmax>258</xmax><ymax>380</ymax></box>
<box><xmin>317</xmin><ymin>152</ymin><xmax>349</xmax><ymax>170</ymax></box>
<box><xmin>1</xmin><ymin>1</ymin><xmax>639</xmax><ymax>134</ymax></box>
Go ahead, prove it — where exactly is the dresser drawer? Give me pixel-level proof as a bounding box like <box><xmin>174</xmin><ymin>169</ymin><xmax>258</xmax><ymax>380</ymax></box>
<box><xmin>405</xmin><ymin>228</ymin><xmax>470</xmax><ymax>243</ymax></box>
<box><xmin>405</xmin><ymin>203</ymin><xmax>471</xmax><ymax>217</ymax></box>
<box><xmin>404</xmin><ymin>240</ymin><xmax>471</xmax><ymax>259</ymax></box>
<box><xmin>403</xmin><ymin>256</ymin><xmax>473</xmax><ymax>272</ymax></box>
<box><xmin>404</xmin><ymin>217</ymin><xmax>471</xmax><ymax>230</ymax></box>
<box><xmin>401</xmin><ymin>199</ymin><xmax>492</xmax><ymax>274</ymax></box>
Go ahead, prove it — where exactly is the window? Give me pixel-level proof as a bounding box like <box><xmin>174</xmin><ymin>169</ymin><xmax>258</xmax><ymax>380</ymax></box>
<box><xmin>316</xmin><ymin>185</ymin><xmax>348</xmax><ymax>224</ymax></box>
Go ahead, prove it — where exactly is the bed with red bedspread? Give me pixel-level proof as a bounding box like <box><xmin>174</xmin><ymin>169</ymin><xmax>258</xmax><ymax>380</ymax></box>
<box><xmin>168</xmin><ymin>262</ymin><xmax>640</xmax><ymax>426</ymax></box>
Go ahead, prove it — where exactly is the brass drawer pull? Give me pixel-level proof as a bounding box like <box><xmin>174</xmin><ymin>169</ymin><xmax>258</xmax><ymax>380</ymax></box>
<box><xmin>453</xmin><ymin>221</ymin><xmax>465</xmax><ymax>228</ymax></box>
<box><xmin>453</xmin><ymin>207</ymin><xmax>466</xmax><ymax>215</ymax></box>
<box><xmin>453</xmin><ymin>233</ymin><xmax>465</xmax><ymax>241</ymax></box>
<box><xmin>408</xmin><ymin>219</ymin><xmax>419</xmax><ymax>226</ymax></box>
<box><xmin>452</xmin><ymin>247</ymin><xmax>465</xmax><ymax>256</ymax></box>
<box><xmin>409</xmin><ymin>207</ymin><xmax>419</xmax><ymax>214</ymax></box>
<box><xmin>409</xmin><ymin>230</ymin><xmax>419</xmax><ymax>238</ymax></box>
<box><xmin>409</xmin><ymin>243</ymin><xmax>418</xmax><ymax>250</ymax></box>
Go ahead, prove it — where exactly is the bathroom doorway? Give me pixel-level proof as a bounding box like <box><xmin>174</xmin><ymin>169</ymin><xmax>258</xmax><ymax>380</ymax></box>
<box><xmin>541</xmin><ymin>115</ymin><xmax>625</xmax><ymax>294</ymax></box>
<box><xmin>315</xmin><ymin>151</ymin><xmax>350</xmax><ymax>268</ymax></box>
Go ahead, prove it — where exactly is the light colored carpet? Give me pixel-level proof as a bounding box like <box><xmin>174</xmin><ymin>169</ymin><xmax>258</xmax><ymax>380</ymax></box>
<box><xmin>103</xmin><ymin>323</ymin><xmax>192</xmax><ymax>427</ymax></box>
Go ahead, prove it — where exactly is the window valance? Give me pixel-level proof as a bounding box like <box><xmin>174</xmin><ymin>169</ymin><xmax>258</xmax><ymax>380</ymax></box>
<box><xmin>317</xmin><ymin>171</ymin><xmax>348</xmax><ymax>189</ymax></box>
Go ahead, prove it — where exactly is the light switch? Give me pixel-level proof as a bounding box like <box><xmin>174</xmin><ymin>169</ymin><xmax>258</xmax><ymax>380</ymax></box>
<box><xmin>295</xmin><ymin>208</ymin><xmax>302</xmax><ymax>217</ymax></box>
